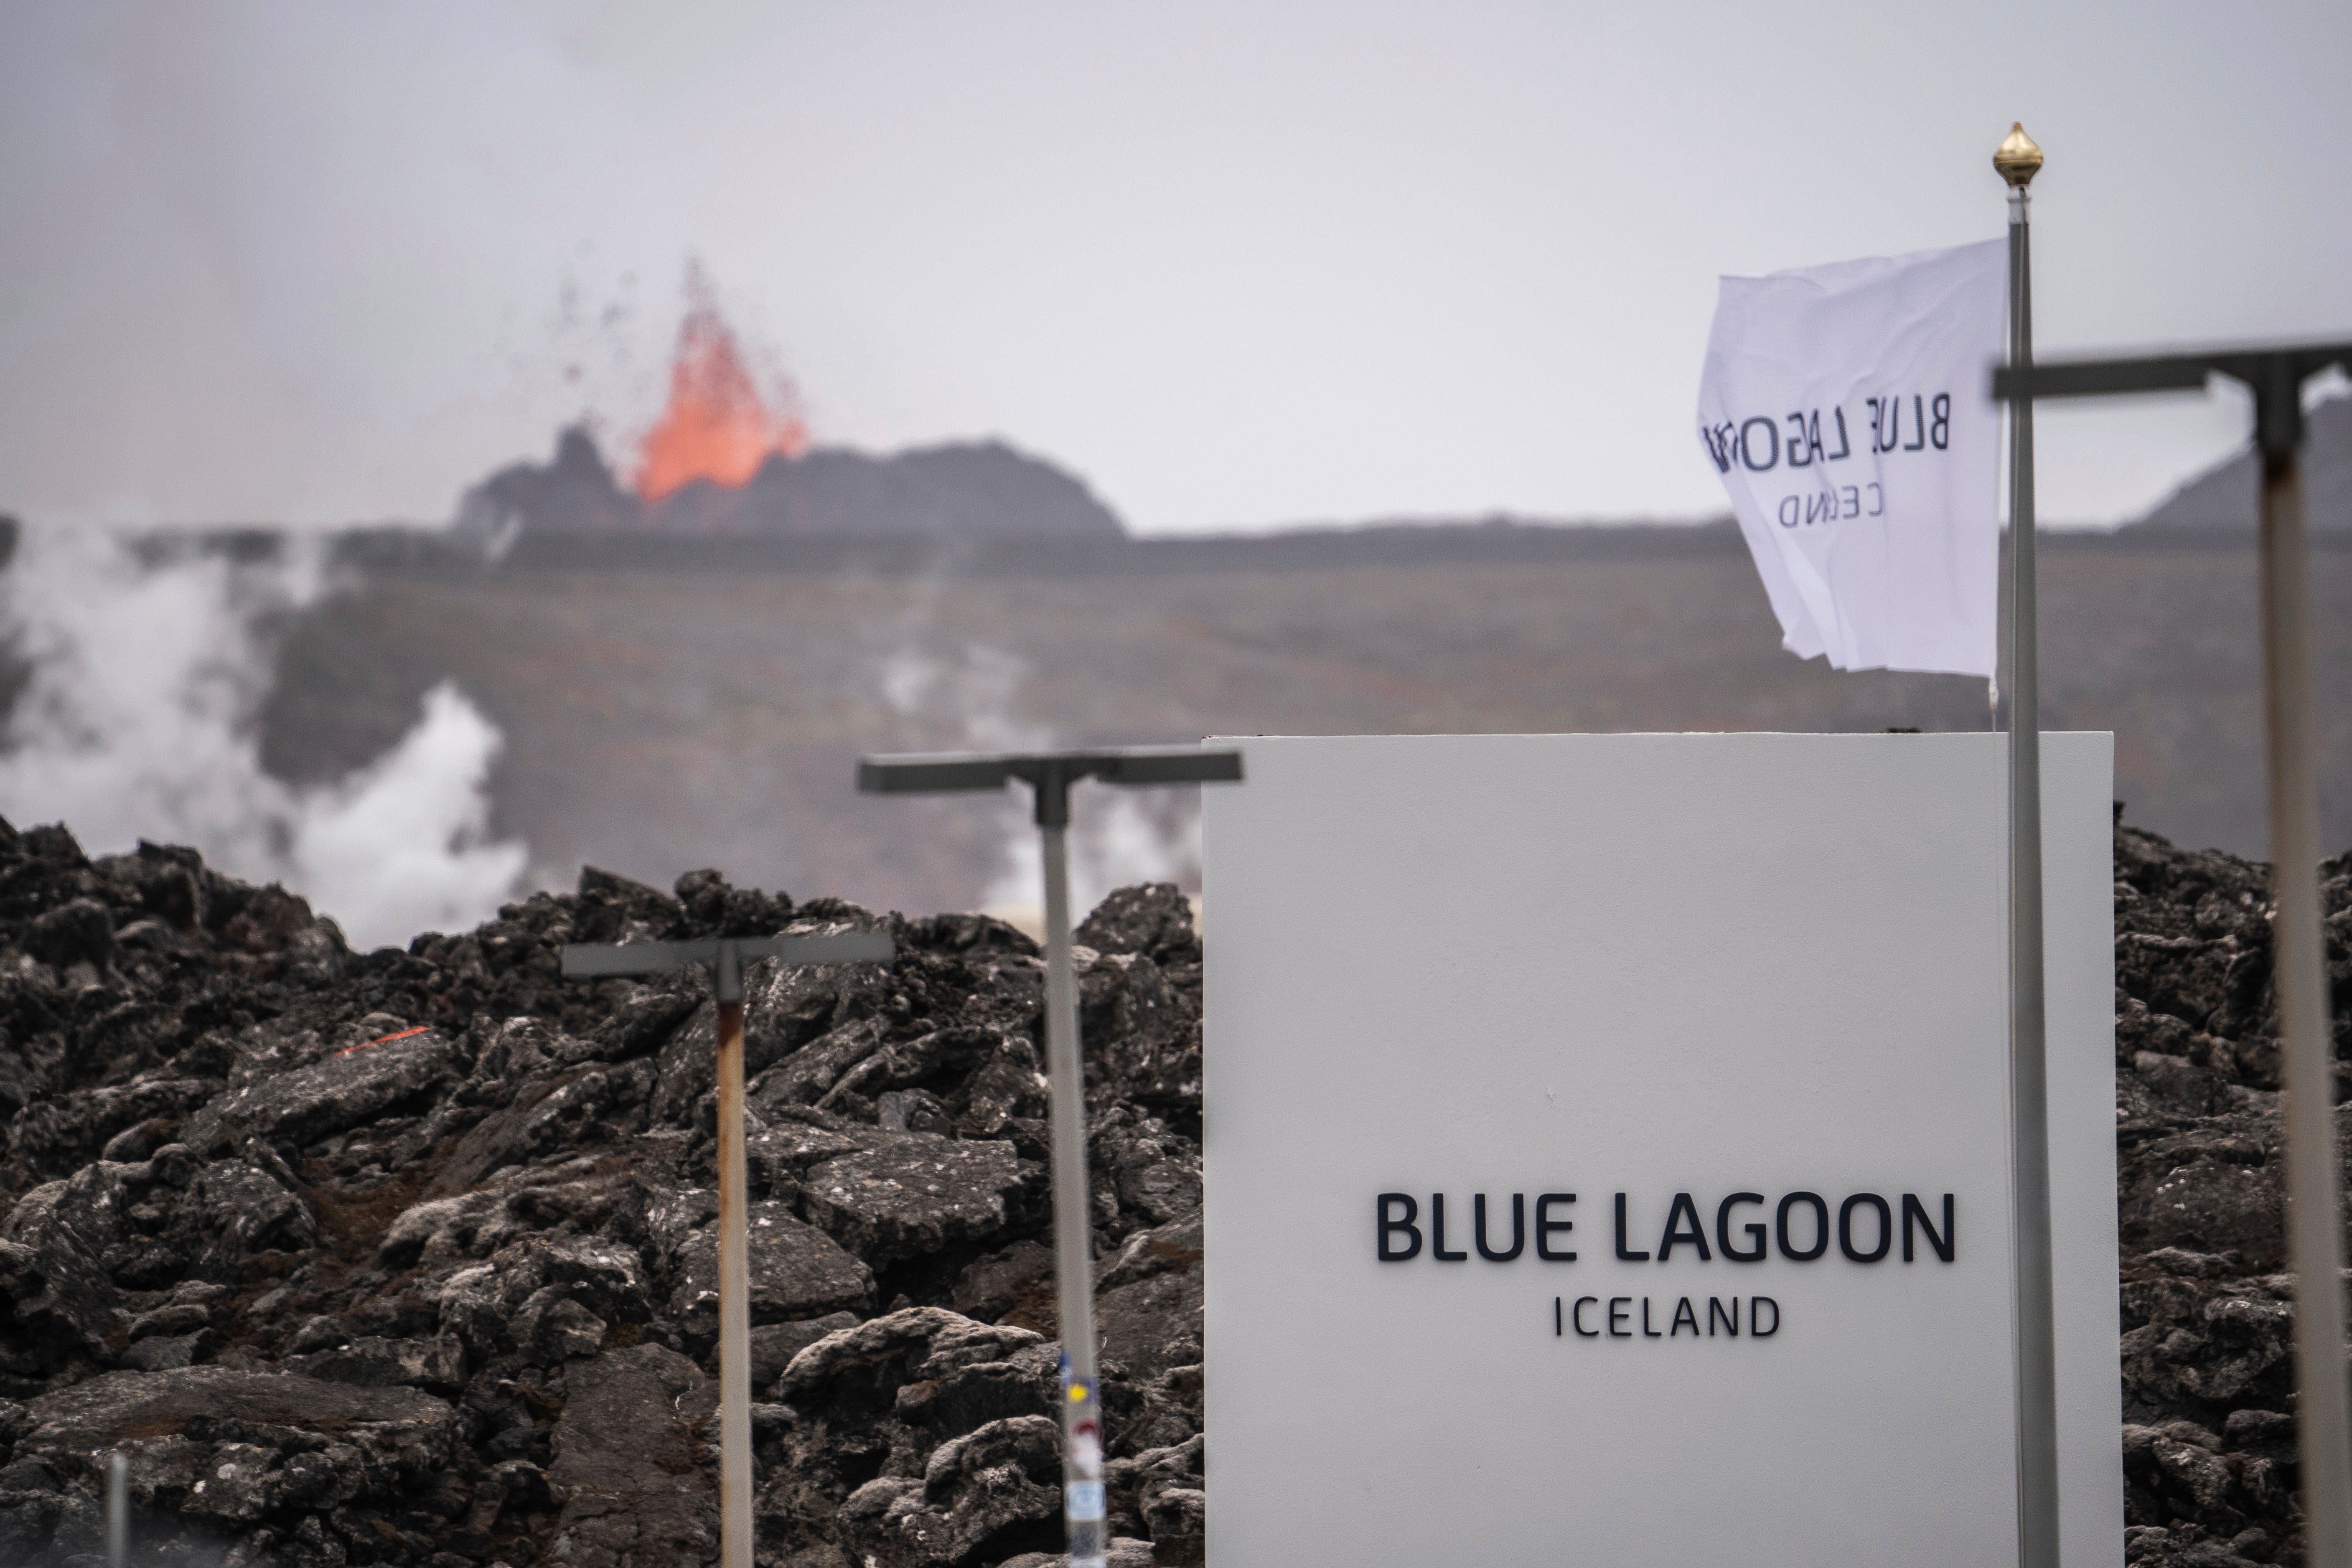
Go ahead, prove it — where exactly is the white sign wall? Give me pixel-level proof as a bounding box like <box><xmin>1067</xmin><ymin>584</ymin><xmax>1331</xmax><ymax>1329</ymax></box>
<box><xmin>1203</xmin><ymin>732</ymin><xmax>2119</xmax><ymax>1567</ymax></box>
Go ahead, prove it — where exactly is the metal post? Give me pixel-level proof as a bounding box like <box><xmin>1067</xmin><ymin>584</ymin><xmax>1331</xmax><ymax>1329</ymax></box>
<box><xmin>854</xmin><ymin>746</ymin><xmax>1241</xmax><ymax>1568</ymax></box>
<box><xmin>714</xmin><ymin>945</ymin><xmax>753</xmax><ymax>1568</ymax></box>
<box><xmin>106</xmin><ymin>1451</ymin><xmax>127</xmax><ymax>1568</ymax></box>
<box><xmin>2259</xmin><ymin>435</ymin><xmax>2352</xmax><ymax>1568</ymax></box>
<box><xmin>1992</xmin><ymin>331</ymin><xmax>2352</xmax><ymax>1568</ymax></box>
<box><xmin>559</xmin><ymin>930</ymin><xmax>895</xmax><ymax>1568</ymax></box>
<box><xmin>1040</xmin><ymin>811</ymin><xmax>1107</xmax><ymax>1568</ymax></box>
<box><xmin>1996</xmin><ymin>120</ymin><xmax>2062</xmax><ymax>1568</ymax></box>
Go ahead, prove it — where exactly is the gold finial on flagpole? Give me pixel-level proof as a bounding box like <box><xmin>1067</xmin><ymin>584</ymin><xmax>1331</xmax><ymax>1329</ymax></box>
<box><xmin>1994</xmin><ymin>122</ymin><xmax>2044</xmax><ymax>188</ymax></box>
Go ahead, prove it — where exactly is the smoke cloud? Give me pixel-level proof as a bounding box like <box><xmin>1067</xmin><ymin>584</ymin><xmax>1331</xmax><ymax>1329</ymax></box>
<box><xmin>0</xmin><ymin>524</ymin><xmax>527</xmax><ymax>950</ymax></box>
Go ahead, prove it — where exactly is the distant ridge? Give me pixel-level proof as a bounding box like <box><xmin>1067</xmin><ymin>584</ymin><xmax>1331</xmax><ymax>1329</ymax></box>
<box><xmin>314</xmin><ymin>511</ymin><xmax>2345</xmax><ymax>580</ymax></box>
<box><xmin>456</xmin><ymin>425</ymin><xmax>1126</xmax><ymax>543</ymax></box>
<box><xmin>2132</xmin><ymin>393</ymin><xmax>2350</xmax><ymax>531</ymax></box>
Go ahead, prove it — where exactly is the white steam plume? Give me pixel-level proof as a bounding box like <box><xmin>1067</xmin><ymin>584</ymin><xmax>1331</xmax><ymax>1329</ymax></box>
<box><xmin>0</xmin><ymin>524</ymin><xmax>527</xmax><ymax>950</ymax></box>
<box><xmin>874</xmin><ymin>639</ymin><xmax>1199</xmax><ymax>925</ymax></box>
<box><xmin>983</xmin><ymin>789</ymin><xmax>1201</xmax><ymax>922</ymax></box>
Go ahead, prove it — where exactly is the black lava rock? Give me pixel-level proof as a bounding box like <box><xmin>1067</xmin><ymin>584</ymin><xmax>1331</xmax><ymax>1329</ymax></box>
<box><xmin>0</xmin><ymin>833</ymin><xmax>1204</xmax><ymax>1568</ymax></box>
<box><xmin>2114</xmin><ymin>819</ymin><xmax>2352</xmax><ymax>1568</ymax></box>
<box><xmin>0</xmin><ymin>808</ymin><xmax>2343</xmax><ymax>1568</ymax></box>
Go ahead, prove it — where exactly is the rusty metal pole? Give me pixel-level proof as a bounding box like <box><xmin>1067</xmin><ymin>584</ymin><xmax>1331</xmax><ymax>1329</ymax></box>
<box><xmin>560</xmin><ymin>930</ymin><xmax>896</xmax><ymax>1568</ymax></box>
<box><xmin>715</xmin><ymin>944</ymin><xmax>753</xmax><ymax>1568</ymax></box>
<box><xmin>2258</xmin><ymin>418</ymin><xmax>2352</xmax><ymax>1568</ymax></box>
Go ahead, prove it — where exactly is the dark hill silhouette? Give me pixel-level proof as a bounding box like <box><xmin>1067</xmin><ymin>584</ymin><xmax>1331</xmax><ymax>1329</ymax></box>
<box><xmin>456</xmin><ymin>425</ymin><xmax>1125</xmax><ymax>542</ymax></box>
<box><xmin>2136</xmin><ymin>393</ymin><xmax>2350</xmax><ymax>532</ymax></box>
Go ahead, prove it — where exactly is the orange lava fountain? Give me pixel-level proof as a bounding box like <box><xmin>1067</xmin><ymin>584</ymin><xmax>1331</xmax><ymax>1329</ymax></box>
<box><xmin>633</xmin><ymin>266</ymin><xmax>809</xmax><ymax>502</ymax></box>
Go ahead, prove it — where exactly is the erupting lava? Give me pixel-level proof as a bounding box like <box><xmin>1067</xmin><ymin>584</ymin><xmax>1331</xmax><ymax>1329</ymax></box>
<box><xmin>633</xmin><ymin>264</ymin><xmax>809</xmax><ymax>502</ymax></box>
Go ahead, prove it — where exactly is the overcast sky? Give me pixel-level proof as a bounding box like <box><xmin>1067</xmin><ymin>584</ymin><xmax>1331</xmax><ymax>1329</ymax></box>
<box><xmin>3</xmin><ymin>0</ymin><xmax>2346</xmax><ymax>534</ymax></box>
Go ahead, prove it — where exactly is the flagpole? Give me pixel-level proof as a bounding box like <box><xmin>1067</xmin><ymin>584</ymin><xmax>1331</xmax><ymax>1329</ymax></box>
<box><xmin>1996</xmin><ymin>121</ymin><xmax>2063</xmax><ymax>1568</ymax></box>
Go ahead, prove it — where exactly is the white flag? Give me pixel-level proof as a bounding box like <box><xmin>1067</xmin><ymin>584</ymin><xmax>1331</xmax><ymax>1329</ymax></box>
<box><xmin>1696</xmin><ymin>239</ymin><xmax>2006</xmax><ymax>677</ymax></box>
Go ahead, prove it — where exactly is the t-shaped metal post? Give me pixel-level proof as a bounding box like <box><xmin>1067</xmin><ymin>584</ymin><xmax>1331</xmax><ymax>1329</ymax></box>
<box><xmin>857</xmin><ymin>746</ymin><xmax>1243</xmax><ymax>1568</ymax></box>
<box><xmin>1999</xmin><ymin>339</ymin><xmax>2352</xmax><ymax>1566</ymax></box>
<box><xmin>562</xmin><ymin>930</ymin><xmax>895</xmax><ymax>1568</ymax></box>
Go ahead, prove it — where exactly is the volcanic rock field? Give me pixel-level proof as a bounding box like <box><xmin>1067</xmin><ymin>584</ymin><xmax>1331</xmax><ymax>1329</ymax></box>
<box><xmin>0</xmin><ymin>811</ymin><xmax>2344</xmax><ymax>1568</ymax></box>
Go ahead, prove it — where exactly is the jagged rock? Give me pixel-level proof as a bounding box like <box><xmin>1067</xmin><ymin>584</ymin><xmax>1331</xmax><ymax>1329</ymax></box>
<box><xmin>280</xmin><ymin>1335</ymin><xmax>467</xmax><ymax>1390</ymax></box>
<box><xmin>999</xmin><ymin>1538</ymin><xmax>1158</xmax><ymax>1568</ymax></box>
<box><xmin>514</xmin><ymin>1291</ymin><xmax>608</xmax><ymax>1364</ymax></box>
<box><xmin>117</xmin><ymin>1330</ymin><xmax>210</xmax><ymax>1371</ymax></box>
<box><xmin>951</xmin><ymin>1240</ymin><xmax>1055</xmax><ymax>1330</ymax></box>
<box><xmin>8</xmin><ymin>1078</ymin><xmax>215</xmax><ymax>1183</ymax></box>
<box><xmin>0</xmin><ymin>1490</ymin><xmax>62</xmax><ymax>1562</ymax></box>
<box><xmin>665</xmin><ymin>1202</ymin><xmax>875</xmax><ymax>1332</ymax></box>
<box><xmin>379</xmin><ymin>1155</ymin><xmax>633</xmax><ymax>1267</ymax></box>
<box><xmin>1088</xmin><ymin>1113</ymin><xmax>1201</xmax><ymax>1239</ymax></box>
<box><xmin>764</xmin><ymin>1309</ymin><xmax>1060</xmax><ymax>1566</ymax></box>
<box><xmin>751</xmin><ymin>1312</ymin><xmax>859</xmax><ymax>1393</ymax></box>
<box><xmin>15</xmin><ymin>1363</ymin><xmax>461</xmax><ymax>1555</ymax></box>
<box><xmin>22</xmin><ymin>900</ymin><xmax>113</xmax><ymax>973</ymax></box>
<box><xmin>491</xmin><ymin>1233</ymin><xmax>652</xmax><ymax>1329</ymax></box>
<box><xmin>181</xmin><ymin>1028</ymin><xmax>453</xmax><ymax>1155</ymax></box>
<box><xmin>857</xmin><ymin>1413</ymin><xmax>1065</xmax><ymax>1566</ymax></box>
<box><xmin>801</xmin><ymin>1137</ymin><xmax>1033</xmax><ymax>1268</ymax></box>
<box><xmin>752</xmin><ymin>1017</ymin><xmax>889</xmax><ymax>1113</ymax></box>
<box><xmin>1106</xmin><ymin>1435</ymin><xmax>1204</xmax><ymax>1564</ymax></box>
<box><xmin>776</xmin><ymin>1307</ymin><xmax>1046</xmax><ymax>1417</ymax></box>
<box><xmin>431</xmin><ymin>1232</ymin><xmax>651</xmax><ymax>1375</ymax></box>
<box><xmin>820</xmin><ymin>1026</ymin><xmax>1004</xmax><ymax>1117</ymax></box>
<box><xmin>1142</xmin><ymin>1489</ymin><xmax>1204</xmax><ymax>1567</ymax></box>
<box><xmin>0</xmin><ymin>1173</ymin><xmax>127</xmax><ymax>1362</ymax></box>
<box><xmin>746</xmin><ymin>1118</ymin><xmax>877</xmax><ymax>1198</ymax></box>
<box><xmin>124</xmin><ymin>1287</ymin><xmax>221</xmax><ymax>1342</ymax></box>
<box><xmin>187</xmin><ymin>1156</ymin><xmax>318</xmax><ymax>1274</ymax></box>
<box><xmin>543</xmin><ymin>1343</ymin><xmax>716</xmax><ymax>1568</ymax></box>
<box><xmin>2108</xmin><ymin>825</ymin><xmax>2352</xmax><ymax>1556</ymax></box>
<box><xmin>1073</xmin><ymin>885</ymin><xmax>1196</xmax><ymax>967</ymax></box>
<box><xmin>1093</xmin><ymin>1214</ymin><xmax>1204</xmax><ymax>1388</ymax></box>
<box><xmin>1081</xmin><ymin>953</ymin><xmax>1195</xmax><ymax>1116</ymax></box>
<box><xmin>437</xmin><ymin>1053</ymin><xmax>657</xmax><ymax>1191</ymax></box>
<box><xmin>664</xmin><ymin>927</ymin><xmax>900</xmax><ymax>1126</ymax></box>
<box><xmin>18</xmin><ymin>1363</ymin><xmax>458</xmax><ymax>1449</ymax></box>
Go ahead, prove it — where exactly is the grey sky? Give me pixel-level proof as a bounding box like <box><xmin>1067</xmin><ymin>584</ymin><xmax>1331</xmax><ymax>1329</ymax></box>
<box><xmin>2</xmin><ymin>0</ymin><xmax>2346</xmax><ymax>534</ymax></box>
